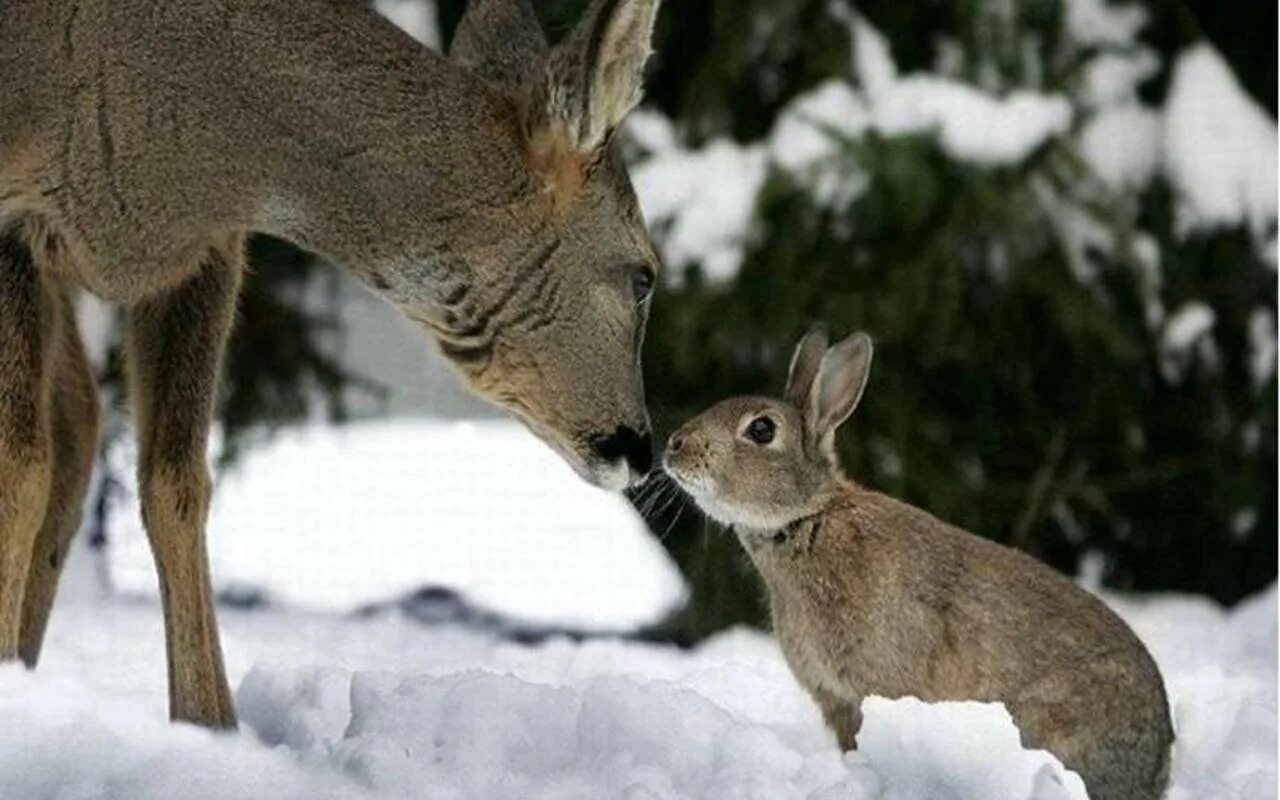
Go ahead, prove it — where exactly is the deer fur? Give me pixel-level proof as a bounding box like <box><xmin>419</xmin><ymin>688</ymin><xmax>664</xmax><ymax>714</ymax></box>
<box><xmin>664</xmin><ymin>328</ymin><xmax>1175</xmax><ymax>800</ymax></box>
<box><xmin>0</xmin><ymin>0</ymin><xmax>662</xmax><ymax>728</ymax></box>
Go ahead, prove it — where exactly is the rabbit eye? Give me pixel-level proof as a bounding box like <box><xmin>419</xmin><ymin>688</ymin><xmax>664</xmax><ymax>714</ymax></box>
<box><xmin>745</xmin><ymin>416</ymin><xmax>776</xmax><ymax>445</ymax></box>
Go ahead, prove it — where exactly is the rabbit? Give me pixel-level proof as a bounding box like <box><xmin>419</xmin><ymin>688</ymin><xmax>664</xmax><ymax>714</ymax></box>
<box><xmin>662</xmin><ymin>327</ymin><xmax>1174</xmax><ymax>800</ymax></box>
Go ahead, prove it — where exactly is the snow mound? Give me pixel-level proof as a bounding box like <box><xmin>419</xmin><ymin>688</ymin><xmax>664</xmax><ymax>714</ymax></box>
<box><xmin>0</xmin><ymin>666</ymin><xmax>370</xmax><ymax>800</ymax></box>
<box><xmin>1106</xmin><ymin>585</ymin><xmax>1278</xmax><ymax>800</ymax></box>
<box><xmin>855</xmin><ymin>697</ymin><xmax>1088</xmax><ymax>800</ymax></box>
<box><xmin>7</xmin><ymin>583</ymin><xmax>1276</xmax><ymax>800</ymax></box>
<box><xmin>236</xmin><ymin>666</ymin><xmax>1086</xmax><ymax>800</ymax></box>
<box><xmin>107</xmin><ymin>420</ymin><xmax>687</xmax><ymax>629</ymax></box>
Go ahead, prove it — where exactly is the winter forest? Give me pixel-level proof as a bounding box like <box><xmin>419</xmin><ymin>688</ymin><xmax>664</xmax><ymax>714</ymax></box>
<box><xmin>4</xmin><ymin>0</ymin><xmax>1276</xmax><ymax>798</ymax></box>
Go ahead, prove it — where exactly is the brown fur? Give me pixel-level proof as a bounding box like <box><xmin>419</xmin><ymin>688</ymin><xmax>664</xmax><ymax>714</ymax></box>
<box><xmin>0</xmin><ymin>0</ymin><xmax>662</xmax><ymax>728</ymax></box>
<box><xmin>665</xmin><ymin>328</ymin><xmax>1175</xmax><ymax>800</ymax></box>
<box><xmin>526</xmin><ymin>128</ymin><xmax>593</xmax><ymax>213</ymax></box>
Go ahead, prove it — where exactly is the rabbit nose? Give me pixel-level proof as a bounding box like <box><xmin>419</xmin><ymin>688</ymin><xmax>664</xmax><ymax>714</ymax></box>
<box><xmin>667</xmin><ymin>433</ymin><xmax>685</xmax><ymax>454</ymax></box>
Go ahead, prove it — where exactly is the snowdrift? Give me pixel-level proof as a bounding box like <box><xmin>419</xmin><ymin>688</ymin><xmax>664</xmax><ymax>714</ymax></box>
<box><xmin>5</xmin><ymin>584</ymin><xmax>1273</xmax><ymax>800</ymax></box>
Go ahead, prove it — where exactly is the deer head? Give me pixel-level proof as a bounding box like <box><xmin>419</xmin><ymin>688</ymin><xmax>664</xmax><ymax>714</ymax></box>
<box><xmin>391</xmin><ymin>0</ymin><xmax>663</xmax><ymax>490</ymax></box>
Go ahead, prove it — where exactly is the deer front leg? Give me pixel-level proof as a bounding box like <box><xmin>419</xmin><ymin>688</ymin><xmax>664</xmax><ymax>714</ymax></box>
<box><xmin>127</xmin><ymin>244</ymin><xmax>241</xmax><ymax>728</ymax></box>
<box><xmin>0</xmin><ymin>227</ymin><xmax>54</xmax><ymax>660</ymax></box>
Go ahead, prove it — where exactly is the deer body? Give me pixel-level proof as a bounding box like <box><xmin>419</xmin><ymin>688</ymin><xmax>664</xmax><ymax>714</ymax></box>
<box><xmin>3</xmin><ymin>2</ymin><xmax>530</xmax><ymax>304</ymax></box>
<box><xmin>0</xmin><ymin>0</ymin><xmax>662</xmax><ymax>728</ymax></box>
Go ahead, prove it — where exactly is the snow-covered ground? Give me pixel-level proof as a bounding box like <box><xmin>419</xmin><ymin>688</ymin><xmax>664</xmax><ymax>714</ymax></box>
<box><xmin>105</xmin><ymin>420</ymin><xmax>686</xmax><ymax>630</ymax></box>
<box><xmin>25</xmin><ymin>413</ymin><xmax>1274</xmax><ymax>800</ymax></box>
<box><xmin>6</xmin><ymin>578</ymin><xmax>1274</xmax><ymax>799</ymax></box>
<box><xmin>11</xmin><ymin>414</ymin><xmax>1279</xmax><ymax>800</ymax></box>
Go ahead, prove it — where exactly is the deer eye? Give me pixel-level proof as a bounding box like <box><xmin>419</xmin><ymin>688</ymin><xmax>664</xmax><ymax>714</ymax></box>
<box><xmin>631</xmin><ymin>265</ymin><xmax>656</xmax><ymax>302</ymax></box>
<box><xmin>745</xmin><ymin>416</ymin><xmax>776</xmax><ymax>445</ymax></box>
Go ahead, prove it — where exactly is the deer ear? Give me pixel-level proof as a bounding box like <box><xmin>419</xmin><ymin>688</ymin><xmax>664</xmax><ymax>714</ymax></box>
<box><xmin>450</xmin><ymin>0</ymin><xmax>548</xmax><ymax>86</ymax></box>
<box><xmin>526</xmin><ymin>0</ymin><xmax>661</xmax><ymax>157</ymax></box>
<box><xmin>785</xmin><ymin>325</ymin><xmax>829</xmax><ymax>408</ymax></box>
<box><xmin>805</xmin><ymin>333</ymin><xmax>874</xmax><ymax>452</ymax></box>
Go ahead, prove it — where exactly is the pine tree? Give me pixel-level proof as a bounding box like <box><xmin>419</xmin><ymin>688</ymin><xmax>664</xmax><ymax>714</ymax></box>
<box><xmin>627</xmin><ymin>0</ymin><xmax>1276</xmax><ymax>638</ymax></box>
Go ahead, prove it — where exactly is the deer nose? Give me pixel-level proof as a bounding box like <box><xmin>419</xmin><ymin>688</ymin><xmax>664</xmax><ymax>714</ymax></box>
<box><xmin>593</xmin><ymin>425</ymin><xmax>653</xmax><ymax>478</ymax></box>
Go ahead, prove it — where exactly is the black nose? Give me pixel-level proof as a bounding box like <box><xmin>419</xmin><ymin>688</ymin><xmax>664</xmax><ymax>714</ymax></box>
<box><xmin>593</xmin><ymin>425</ymin><xmax>653</xmax><ymax>477</ymax></box>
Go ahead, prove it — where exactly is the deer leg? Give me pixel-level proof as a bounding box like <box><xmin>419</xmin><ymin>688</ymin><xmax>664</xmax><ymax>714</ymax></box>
<box><xmin>0</xmin><ymin>226</ymin><xmax>54</xmax><ymax>660</ymax></box>
<box><xmin>128</xmin><ymin>243</ymin><xmax>241</xmax><ymax>728</ymax></box>
<box><xmin>19</xmin><ymin>287</ymin><xmax>100</xmax><ymax>666</ymax></box>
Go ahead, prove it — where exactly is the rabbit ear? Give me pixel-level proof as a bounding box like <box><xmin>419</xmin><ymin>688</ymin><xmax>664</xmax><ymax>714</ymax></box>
<box><xmin>805</xmin><ymin>332</ymin><xmax>873</xmax><ymax>451</ymax></box>
<box><xmin>785</xmin><ymin>324</ymin><xmax>829</xmax><ymax>408</ymax></box>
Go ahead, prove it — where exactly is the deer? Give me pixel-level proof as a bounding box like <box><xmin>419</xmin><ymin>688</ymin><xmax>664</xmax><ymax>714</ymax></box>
<box><xmin>0</xmin><ymin>0</ymin><xmax>662</xmax><ymax>729</ymax></box>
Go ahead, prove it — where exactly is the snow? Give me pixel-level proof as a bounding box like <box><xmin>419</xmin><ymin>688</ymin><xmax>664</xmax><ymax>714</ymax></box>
<box><xmin>75</xmin><ymin>294</ymin><xmax>116</xmax><ymax>370</ymax></box>
<box><xmin>1162</xmin><ymin>301</ymin><xmax>1216</xmax><ymax>352</ymax></box>
<box><xmin>769</xmin><ymin>83</ymin><xmax>868</xmax><ymax>173</ymax></box>
<box><xmin>768</xmin><ymin>68</ymin><xmax>1072</xmax><ymax>198</ymax></box>
<box><xmin>106</xmin><ymin>419</ymin><xmax>687</xmax><ymax>630</ymax></box>
<box><xmin>6</xmin><ymin>576</ymin><xmax>1273</xmax><ymax>800</ymax></box>
<box><xmin>1104</xmin><ymin>587</ymin><xmax>1278</xmax><ymax>800</ymax></box>
<box><xmin>1159</xmin><ymin>301</ymin><xmax>1217</xmax><ymax>382</ymax></box>
<box><xmin>769</xmin><ymin>83</ymin><xmax>871</xmax><ymax>208</ymax></box>
<box><xmin>632</xmin><ymin>15</ymin><xmax>1280</xmax><ymax>289</ymax></box>
<box><xmin>629</xmin><ymin>17</ymin><xmax>1275</xmax><ymax>289</ymax></box>
<box><xmin>627</xmin><ymin>120</ymin><xmax>769</xmax><ymax>283</ymax></box>
<box><xmin>854</xmin><ymin>698</ymin><xmax>1087</xmax><ymax>800</ymax></box>
<box><xmin>848</xmin><ymin>9</ymin><xmax>897</xmax><ymax>97</ymax></box>
<box><xmin>1131</xmin><ymin>232</ymin><xmax>1166</xmax><ymax>329</ymax></box>
<box><xmin>1063</xmin><ymin>0</ymin><xmax>1148</xmax><ymax>47</ymax></box>
<box><xmin>630</xmin><ymin>14</ymin><xmax>1073</xmax><ymax>284</ymax></box>
<box><xmin>1076</xmin><ymin>39</ymin><xmax>1276</xmax><ymax>271</ymax></box>
<box><xmin>1232</xmin><ymin>508</ymin><xmax>1259</xmax><ymax>539</ymax></box>
<box><xmin>1163</xmin><ymin>45</ymin><xmax>1279</xmax><ymax>239</ymax></box>
<box><xmin>868</xmin><ymin>79</ymin><xmax>1071</xmax><ymax>166</ymax></box>
<box><xmin>1248</xmin><ymin>308</ymin><xmax>1277</xmax><ymax>389</ymax></box>
<box><xmin>1070</xmin><ymin>11</ymin><xmax>1164</xmax><ymax>196</ymax></box>
<box><xmin>845</xmin><ymin>13</ymin><xmax>1072</xmax><ymax>166</ymax></box>
<box><xmin>1080</xmin><ymin>51</ymin><xmax>1158</xmax><ymax>109</ymax></box>
<box><xmin>373</xmin><ymin>0</ymin><xmax>440</xmax><ymax>49</ymax></box>
<box><xmin>1079</xmin><ymin>105</ymin><xmax>1162</xmax><ymax>191</ymax></box>
<box><xmin>1034</xmin><ymin>178</ymin><xmax>1113</xmax><ymax>283</ymax></box>
<box><xmin>625</xmin><ymin>109</ymin><xmax>680</xmax><ymax>155</ymax></box>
